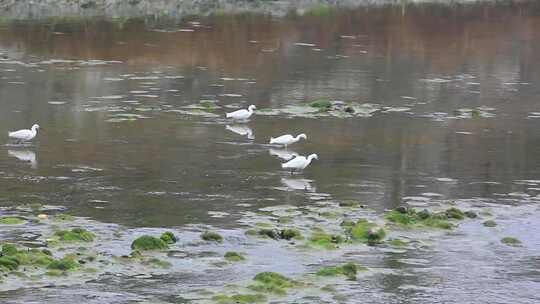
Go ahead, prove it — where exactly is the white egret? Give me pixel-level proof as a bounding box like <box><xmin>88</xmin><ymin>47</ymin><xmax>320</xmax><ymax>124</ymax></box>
<box><xmin>281</xmin><ymin>154</ymin><xmax>318</xmax><ymax>173</ymax></box>
<box><xmin>8</xmin><ymin>124</ymin><xmax>40</xmax><ymax>142</ymax></box>
<box><xmin>226</xmin><ymin>105</ymin><xmax>256</xmax><ymax>121</ymax></box>
<box><xmin>270</xmin><ymin>133</ymin><xmax>307</xmax><ymax>147</ymax></box>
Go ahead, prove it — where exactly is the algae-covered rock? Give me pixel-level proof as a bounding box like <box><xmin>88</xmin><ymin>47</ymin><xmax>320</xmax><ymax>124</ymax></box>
<box><xmin>143</xmin><ymin>258</ymin><xmax>172</xmax><ymax>268</ymax></box>
<box><xmin>338</xmin><ymin>200</ymin><xmax>359</xmax><ymax>207</ymax></box>
<box><xmin>212</xmin><ymin>294</ymin><xmax>267</xmax><ymax>304</ymax></box>
<box><xmin>224</xmin><ymin>251</ymin><xmax>245</xmax><ymax>262</ymax></box>
<box><xmin>385</xmin><ymin>208</ymin><xmax>455</xmax><ymax>230</ymax></box>
<box><xmin>501</xmin><ymin>237</ymin><xmax>521</xmax><ymax>246</ymax></box>
<box><xmin>483</xmin><ymin>220</ymin><xmax>497</xmax><ymax>227</ymax></box>
<box><xmin>249</xmin><ymin>272</ymin><xmax>298</xmax><ymax>295</ymax></box>
<box><xmin>464</xmin><ymin>211</ymin><xmax>477</xmax><ymax>218</ymax></box>
<box><xmin>280</xmin><ymin>229</ymin><xmax>302</xmax><ymax>240</ymax></box>
<box><xmin>54</xmin><ymin>228</ymin><xmax>95</xmax><ymax>242</ymax></box>
<box><xmin>15</xmin><ymin>249</ymin><xmax>54</xmax><ymax>266</ymax></box>
<box><xmin>257</xmin><ymin>229</ymin><xmax>280</xmax><ymax>240</ymax></box>
<box><xmin>0</xmin><ymin>217</ymin><xmax>24</xmax><ymax>225</ymax></box>
<box><xmin>2</xmin><ymin>244</ymin><xmax>18</xmax><ymax>256</ymax></box>
<box><xmin>316</xmin><ymin>262</ymin><xmax>365</xmax><ymax>280</ymax></box>
<box><xmin>131</xmin><ymin>235</ymin><xmax>169</xmax><ymax>251</ymax></box>
<box><xmin>348</xmin><ymin>219</ymin><xmax>386</xmax><ymax>245</ymax></box>
<box><xmin>47</xmin><ymin>257</ymin><xmax>79</xmax><ymax>271</ymax></box>
<box><xmin>388</xmin><ymin>239</ymin><xmax>408</xmax><ymax>247</ymax></box>
<box><xmin>53</xmin><ymin>214</ymin><xmax>75</xmax><ymax>221</ymax></box>
<box><xmin>308</xmin><ymin>231</ymin><xmax>346</xmax><ymax>249</ymax></box>
<box><xmin>445</xmin><ymin>208</ymin><xmax>465</xmax><ymax>220</ymax></box>
<box><xmin>201</xmin><ymin>231</ymin><xmax>223</xmax><ymax>243</ymax></box>
<box><xmin>160</xmin><ymin>231</ymin><xmax>177</xmax><ymax>244</ymax></box>
<box><xmin>308</xmin><ymin>99</ymin><xmax>332</xmax><ymax>110</ymax></box>
<box><xmin>0</xmin><ymin>256</ymin><xmax>20</xmax><ymax>271</ymax></box>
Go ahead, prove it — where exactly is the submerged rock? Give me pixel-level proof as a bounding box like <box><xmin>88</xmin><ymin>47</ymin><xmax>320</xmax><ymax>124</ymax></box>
<box><xmin>316</xmin><ymin>262</ymin><xmax>365</xmax><ymax>280</ymax></box>
<box><xmin>0</xmin><ymin>217</ymin><xmax>24</xmax><ymax>225</ymax></box>
<box><xmin>201</xmin><ymin>231</ymin><xmax>223</xmax><ymax>243</ymax></box>
<box><xmin>131</xmin><ymin>235</ymin><xmax>169</xmax><ymax>251</ymax></box>
<box><xmin>501</xmin><ymin>237</ymin><xmax>521</xmax><ymax>246</ymax></box>
<box><xmin>249</xmin><ymin>272</ymin><xmax>299</xmax><ymax>295</ymax></box>
<box><xmin>280</xmin><ymin>229</ymin><xmax>302</xmax><ymax>240</ymax></box>
<box><xmin>47</xmin><ymin>256</ymin><xmax>79</xmax><ymax>271</ymax></box>
<box><xmin>308</xmin><ymin>231</ymin><xmax>346</xmax><ymax>249</ymax></box>
<box><xmin>212</xmin><ymin>293</ymin><xmax>267</xmax><ymax>304</ymax></box>
<box><xmin>54</xmin><ymin>228</ymin><xmax>95</xmax><ymax>242</ymax></box>
<box><xmin>348</xmin><ymin>219</ymin><xmax>386</xmax><ymax>245</ymax></box>
<box><xmin>224</xmin><ymin>251</ymin><xmax>245</xmax><ymax>262</ymax></box>
<box><xmin>483</xmin><ymin>220</ymin><xmax>497</xmax><ymax>227</ymax></box>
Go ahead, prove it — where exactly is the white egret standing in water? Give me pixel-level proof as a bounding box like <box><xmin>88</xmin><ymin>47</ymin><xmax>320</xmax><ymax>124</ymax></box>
<box><xmin>226</xmin><ymin>105</ymin><xmax>256</xmax><ymax>121</ymax></box>
<box><xmin>281</xmin><ymin>154</ymin><xmax>318</xmax><ymax>173</ymax></box>
<box><xmin>270</xmin><ymin>133</ymin><xmax>307</xmax><ymax>148</ymax></box>
<box><xmin>8</xmin><ymin>124</ymin><xmax>40</xmax><ymax>143</ymax></box>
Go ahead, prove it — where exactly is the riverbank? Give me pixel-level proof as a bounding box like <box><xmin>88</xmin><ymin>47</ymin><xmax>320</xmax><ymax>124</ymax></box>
<box><xmin>0</xmin><ymin>0</ymin><xmax>523</xmax><ymax>21</ymax></box>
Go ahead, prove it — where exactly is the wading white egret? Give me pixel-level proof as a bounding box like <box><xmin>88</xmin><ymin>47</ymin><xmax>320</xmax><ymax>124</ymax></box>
<box><xmin>270</xmin><ymin>133</ymin><xmax>307</xmax><ymax>147</ymax></box>
<box><xmin>9</xmin><ymin>124</ymin><xmax>40</xmax><ymax>142</ymax></box>
<box><xmin>281</xmin><ymin>154</ymin><xmax>318</xmax><ymax>173</ymax></box>
<box><xmin>226</xmin><ymin>105</ymin><xmax>256</xmax><ymax>121</ymax></box>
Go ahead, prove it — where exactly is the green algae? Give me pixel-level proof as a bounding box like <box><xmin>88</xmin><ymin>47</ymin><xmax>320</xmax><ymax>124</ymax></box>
<box><xmin>131</xmin><ymin>235</ymin><xmax>169</xmax><ymax>251</ymax></box>
<box><xmin>348</xmin><ymin>219</ymin><xmax>386</xmax><ymax>245</ymax></box>
<box><xmin>47</xmin><ymin>257</ymin><xmax>79</xmax><ymax>271</ymax></box>
<box><xmin>256</xmin><ymin>229</ymin><xmax>280</xmax><ymax>240</ymax></box>
<box><xmin>201</xmin><ymin>231</ymin><xmax>223</xmax><ymax>243</ymax></box>
<box><xmin>143</xmin><ymin>258</ymin><xmax>172</xmax><ymax>269</ymax></box>
<box><xmin>160</xmin><ymin>231</ymin><xmax>177</xmax><ymax>244</ymax></box>
<box><xmin>2</xmin><ymin>244</ymin><xmax>18</xmax><ymax>256</ymax></box>
<box><xmin>249</xmin><ymin>272</ymin><xmax>299</xmax><ymax>295</ymax></box>
<box><xmin>0</xmin><ymin>217</ymin><xmax>24</xmax><ymax>225</ymax></box>
<box><xmin>385</xmin><ymin>208</ymin><xmax>460</xmax><ymax>230</ymax></box>
<box><xmin>308</xmin><ymin>99</ymin><xmax>332</xmax><ymax>110</ymax></box>
<box><xmin>212</xmin><ymin>294</ymin><xmax>267</xmax><ymax>304</ymax></box>
<box><xmin>483</xmin><ymin>220</ymin><xmax>497</xmax><ymax>227</ymax></box>
<box><xmin>316</xmin><ymin>262</ymin><xmax>365</xmax><ymax>280</ymax></box>
<box><xmin>15</xmin><ymin>249</ymin><xmax>54</xmax><ymax>266</ymax></box>
<box><xmin>307</xmin><ymin>231</ymin><xmax>346</xmax><ymax>249</ymax></box>
<box><xmin>501</xmin><ymin>237</ymin><xmax>521</xmax><ymax>246</ymax></box>
<box><xmin>53</xmin><ymin>214</ymin><xmax>75</xmax><ymax>221</ymax></box>
<box><xmin>0</xmin><ymin>256</ymin><xmax>20</xmax><ymax>271</ymax></box>
<box><xmin>224</xmin><ymin>251</ymin><xmax>245</xmax><ymax>262</ymax></box>
<box><xmin>54</xmin><ymin>228</ymin><xmax>95</xmax><ymax>242</ymax></box>
<box><xmin>280</xmin><ymin>229</ymin><xmax>302</xmax><ymax>240</ymax></box>
<box><xmin>388</xmin><ymin>238</ymin><xmax>408</xmax><ymax>247</ymax></box>
<box><xmin>45</xmin><ymin>269</ymin><xmax>65</xmax><ymax>276</ymax></box>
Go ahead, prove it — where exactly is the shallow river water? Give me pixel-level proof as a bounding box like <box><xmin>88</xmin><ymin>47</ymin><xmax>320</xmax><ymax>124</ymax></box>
<box><xmin>0</xmin><ymin>1</ymin><xmax>539</xmax><ymax>303</ymax></box>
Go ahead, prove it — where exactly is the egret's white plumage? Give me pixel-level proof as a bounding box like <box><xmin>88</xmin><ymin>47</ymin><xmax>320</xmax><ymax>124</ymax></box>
<box><xmin>281</xmin><ymin>154</ymin><xmax>318</xmax><ymax>172</ymax></box>
<box><xmin>226</xmin><ymin>105</ymin><xmax>256</xmax><ymax>121</ymax></box>
<box><xmin>8</xmin><ymin>124</ymin><xmax>40</xmax><ymax>142</ymax></box>
<box><xmin>270</xmin><ymin>133</ymin><xmax>307</xmax><ymax>147</ymax></box>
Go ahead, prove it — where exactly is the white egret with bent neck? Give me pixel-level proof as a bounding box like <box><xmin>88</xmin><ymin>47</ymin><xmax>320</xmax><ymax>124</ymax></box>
<box><xmin>9</xmin><ymin>124</ymin><xmax>40</xmax><ymax>143</ymax></box>
<box><xmin>270</xmin><ymin>133</ymin><xmax>307</xmax><ymax>148</ymax></box>
<box><xmin>281</xmin><ymin>153</ymin><xmax>318</xmax><ymax>173</ymax></box>
<box><xmin>226</xmin><ymin>105</ymin><xmax>256</xmax><ymax>121</ymax></box>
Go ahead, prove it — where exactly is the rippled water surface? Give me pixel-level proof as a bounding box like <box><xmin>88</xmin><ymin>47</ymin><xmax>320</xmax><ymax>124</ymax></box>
<box><xmin>0</xmin><ymin>1</ymin><xmax>540</xmax><ymax>303</ymax></box>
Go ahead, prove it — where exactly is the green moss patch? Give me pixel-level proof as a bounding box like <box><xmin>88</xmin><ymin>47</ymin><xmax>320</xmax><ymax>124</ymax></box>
<box><xmin>249</xmin><ymin>272</ymin><xmax>299</xmax><ymax>295</ymax></box>
<box><xmin>307</xmin><ymin>231</ymin><xmax>346</xmax><ymax>250</ymax></box>
<box><xmin>54</xmin><ymin>228</ymin><xmax>95</xmax><ymax>242</ymax></box>
<box><xmin>501</xmin><ymin>237</ymin><xmax>521</xmax><ymax>246</ymax></box>
<box><xmin>160</xmin><ymin>231</ymin><xmax>177</xmax><ymax>244</ymax></box>
<box><xmin>224</xmin><ymin>251</ymin><xmax>245</xmax><ymax>262</ymax></box>
<box><xmin>316</xmin><ymin>262</ymin><xmax>365</xmax><ymax>280</ymax></box>
<box><xmin>212</xmin><ymin>294</ymin><xmax>267</xmax><ymax>304</ymax></box>
<box><xmin>384</xmin><ymin>207</ymin><xmax>471</xmax><ymax>230</ymax></box>
<box><xmin>2</xmin><ymin>244</ymin><xmax>18</xmax><ymax>256</ymax></box>
<box><xmin>0</xmin><ymin>217</ymin><xmax>24</xmax><ymax>225</ymax></box>
<box><xmin>47</xmin><ymin>257</ymin><xmax>79</xmax><ymax>271</ymax></box>
<box><xmin>201</xmin><ymin>231</ymin><xmax>223</xmax><ymax>243</ymax></box>
<box><xmin>0</xmin><ymin>256</ymin><xmax>20</xmax><ymax>271</ymax></box>
<box><xmin>142</xmin><ymin>258</ymin><xmax>172</xmax><ymax>269</ymax></box>
<box><xmin>308</xmin><ymin>99</ymin><xmax>332</xmax><ymax>110</ymax></box>
<box><xmin>131</xmin><ymin>235</ymin><xmax>168</xmax><ymax>251</ymax></box>
<box><xmin>347</xmin><ymin>219</ymin><xmax>386</xmax><ymax>245</ymax></box>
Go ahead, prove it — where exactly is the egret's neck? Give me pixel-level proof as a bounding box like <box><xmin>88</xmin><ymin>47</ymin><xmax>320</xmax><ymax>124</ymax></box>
<box><xmin>307</xmin><ymin>155</ymin><xmax>316</xmax><ymax>162</ymax></box>
<box><xmin>295</xmin><ymin>135</ymin><xmax>303</xmax><ymax>141</ymax></box>
<box><xmin>31</xmin><ymin>127</ymin><xmax>38</xmax><ymax>134</ymax></box>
